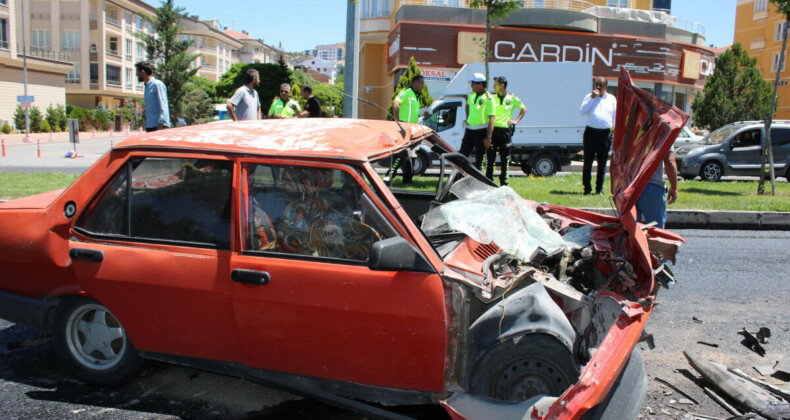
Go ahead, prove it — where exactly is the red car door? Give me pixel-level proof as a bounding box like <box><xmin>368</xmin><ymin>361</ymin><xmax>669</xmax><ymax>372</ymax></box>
<box><xmin>69</xmin><ymin>154</ymin><xmax>242</xmax><ymax>363</ymax></box>
<box><xmin>228</xmin><ymin>160</ymin><xmax>448</xmax><ymax>392</ymax></box>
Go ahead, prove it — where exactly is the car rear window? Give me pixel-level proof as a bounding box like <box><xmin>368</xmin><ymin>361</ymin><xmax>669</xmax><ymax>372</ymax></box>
<box><xmin>770</xmin><ymin>128</ymin><xmax>790</xmax><ymax>146</ymax></box>
<box><xmin>76</xmin><ymin>157</ymin><xmax>233</xmax><ymax>248</ymax></box>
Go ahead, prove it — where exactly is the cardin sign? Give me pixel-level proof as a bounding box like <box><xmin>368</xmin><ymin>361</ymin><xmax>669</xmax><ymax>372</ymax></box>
<box><xmin>388</xmin><ymin>23</ymin><xmax>715</xmax><ymax>87</ymax></box>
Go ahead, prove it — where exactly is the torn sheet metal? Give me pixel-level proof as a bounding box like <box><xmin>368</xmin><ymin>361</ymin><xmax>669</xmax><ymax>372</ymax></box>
<box><xmin>684</xmin><ymin>351</ymin><xmax>790</xmax><ymax>420</ymax></box>
<box><xmin>422</xmin><ymin>184</ymin><xmax>566</xmax><ymax>260</ymax></box>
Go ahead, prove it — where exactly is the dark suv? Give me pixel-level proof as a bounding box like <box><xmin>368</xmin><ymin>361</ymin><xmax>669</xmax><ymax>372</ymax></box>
<box><xmin>675</xmin><ymin>120</ymin><xmax>790</xmax><ymax>181</ymax></box>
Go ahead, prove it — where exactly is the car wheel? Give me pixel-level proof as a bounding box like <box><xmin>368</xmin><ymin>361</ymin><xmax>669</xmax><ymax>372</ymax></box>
<box><xmin>520</xmin><ymin>160</ymin><xmax>532</xmax><ymax>175</ymax></box>
<box><xmin>531</xmin><ymin>154</ymin><xmax>558</xmax><ymax>177</ymax></box>
<box><xmin>412</xmin><ymin>152</ymin><xmax>429</xmax><ymax>176</ymax></box>
<box><xmin>700</xmin><ymin>161</ymin><xmax>723</xmax><ymax>182</ymax></box>
<box><xmin>681</xmin><ymin>175</ymin><xmax>695</xmax><ymax>181</ymax></box>
<box><xmin>52</xmin><ymin>297</ymin><xmax>143</xmax><ymax>385</ymax></box>
<box><xmin>470</xmin><ymin>334</ymin><xmax>579</xmax><ymax>402</ymax></box>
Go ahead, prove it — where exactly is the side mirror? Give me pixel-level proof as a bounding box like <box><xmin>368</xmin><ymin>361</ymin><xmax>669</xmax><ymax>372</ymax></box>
<box><xmin>369</xmin><ymin>237</ymin><xmax>434</xmax><ymax>273</ymax></box>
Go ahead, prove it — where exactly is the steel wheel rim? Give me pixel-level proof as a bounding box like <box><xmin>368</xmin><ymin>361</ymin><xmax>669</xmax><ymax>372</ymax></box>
<box><xmin>66</xmin><ymin>303</ymin><xmax>127</xmax><ymax>370</ymax></box>
<box><xmin>492</xmin><ymin>357</ymin><xmax>569</xmax><ymax>401</ymax></box>
<box><xmin>535</xmin><ymin>159</ymin><xmax>553</xmax><ymax>176</ymax></box>
<box><xmin>703</xmin><ymin>163</ymin><xmax>720</xmax><ymax>180</ymax></box>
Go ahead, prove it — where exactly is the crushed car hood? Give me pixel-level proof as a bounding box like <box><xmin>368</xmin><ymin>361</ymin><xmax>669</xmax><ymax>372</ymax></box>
<box><xmin>610</xmin><ymin>67</ymin><xmax>689</xmax><ymax>217</ymax></box>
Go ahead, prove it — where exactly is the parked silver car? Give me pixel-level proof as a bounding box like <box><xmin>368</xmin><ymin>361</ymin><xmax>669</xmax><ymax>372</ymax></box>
<box><xmin>675</xmin><ymin>121</ymin><xmax>790</xmax><ymax>181</ymax></box>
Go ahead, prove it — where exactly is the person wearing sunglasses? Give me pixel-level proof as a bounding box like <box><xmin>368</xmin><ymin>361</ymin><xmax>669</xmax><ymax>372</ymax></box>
<box><xmin>268</xmin><ymin>83</ymin><xmax>302</xmax><ymax>119</ymax></box>
<box><xmin>579</xmin><ymin>76</ymin><xmax>617</xmax><ymax>195</ymax></box>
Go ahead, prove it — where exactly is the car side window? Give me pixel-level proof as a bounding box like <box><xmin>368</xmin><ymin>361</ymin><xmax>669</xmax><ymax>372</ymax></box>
<box><xmin>770</xmin><ymin>128</ymin><xmax>790</xmax><ymax>146</ymax></box>
<box><xmin>76</xmin><ymin>157</ymin><xmax>233</xmax><ymax>248</ymax></box>
<box><xmin>732</xmin><ymin>129</ymin><xmax>760</xmax><ymax>148</ymax></box>
<box><xmin>241</xmin><ymin>163</ymin><xmax>398</xmax><ymax>262</ymax></box>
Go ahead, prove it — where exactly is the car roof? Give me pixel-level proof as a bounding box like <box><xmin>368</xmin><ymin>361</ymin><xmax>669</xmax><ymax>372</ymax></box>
<box><xmin>115</xmin><ymin>119</ymin><xmax>431</xmax><ymax>161</ymax></box>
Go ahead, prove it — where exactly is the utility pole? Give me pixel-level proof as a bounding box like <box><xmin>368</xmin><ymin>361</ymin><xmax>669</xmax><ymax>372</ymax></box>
<box><xmin>343</xmin><ymin>1</ymin><xmax>360</xmax><ymax>118</ymax></box>
<box><xmin>20</xmin><ymin>0</ymin><xmax>30</xmax><ymax>140</ymax></box>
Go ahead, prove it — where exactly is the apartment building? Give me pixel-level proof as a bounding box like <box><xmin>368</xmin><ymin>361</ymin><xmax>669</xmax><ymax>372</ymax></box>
<box><xmin>315</xmin><ymin>42</ymin><xmax>345</xmax><ymax>63</ymax></box>
<box><xmin>180</xmin><ymin>17</ymin><xmax>240</xmax><ymax>82</ymax></box>
<box><xmin>296</xmin><ymin>56</ymin><xmax>336</xmax><ymax>83</ymax></box>
<box><xmin>222</xmin><ymin>28</ymin><xmax>290</xmax><ymax>66</ymax></box>
<box><xmin>734</xmin><ymin>0</ymin><xmax>790</xmax><ymax>119</ymax></box>
<box><xmin>0</xmin><ymin>0</ymin><xmax>73</xmax><ymax>128</ymax></box>
<box><xmin>352</xmin><ymin>0</ymin><xmax>712</xmax><ymax>120</ymax></box>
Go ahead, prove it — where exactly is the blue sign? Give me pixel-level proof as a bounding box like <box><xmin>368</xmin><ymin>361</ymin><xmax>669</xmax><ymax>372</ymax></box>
<box><xmin>17</xmin><ymin>96</ymin><xmax>35</xmax><ymax>103</ymax></box>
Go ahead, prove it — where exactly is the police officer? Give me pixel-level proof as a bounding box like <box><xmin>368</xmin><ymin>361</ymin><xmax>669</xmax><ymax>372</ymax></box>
<box><xmin>389</xmin><ymin>75</ymin><xmax>425</xmax><ymax>185</ymax></box>
<box><xmin>487</xmin><ymin>76</ymin><xmax>527</xmax><ymax>186</ymax></box>
<box><xmin>460</xmin><ymin>73</ymin><xmax>495</xmax><ymax>170</ymax></box>
<box><xmin>268</xmin><ymin>83</ymin><xmax>302</xmax><ymax>118</ymax></box>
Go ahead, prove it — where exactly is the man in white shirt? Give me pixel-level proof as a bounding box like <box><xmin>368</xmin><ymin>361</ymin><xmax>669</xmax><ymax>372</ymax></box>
<box><xmin>579</xmin><ymin>76</ymin><xmax>617</xmax><ymax>195</ymax></box>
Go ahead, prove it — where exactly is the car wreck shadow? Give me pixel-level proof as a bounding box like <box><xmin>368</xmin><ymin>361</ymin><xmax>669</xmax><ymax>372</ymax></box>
<box><xmin>0</xmin><ymin>323</ymin><xmax>448</xmax><ymax>419</ymax></box>
<box><xmin>682</xmin><ymin>188</ymin><xmax>741</xmax><ymax>197</ymax></box>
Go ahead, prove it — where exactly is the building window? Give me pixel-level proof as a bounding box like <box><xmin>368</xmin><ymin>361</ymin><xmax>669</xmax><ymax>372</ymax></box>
<box><xmin>180</xmin><ymin>35</ymin><xmax>196</xmax><ymax>44</ymax></box>
<box><xmin>106</xmin><ymin>64</ymin><xmax>121</xmax><ymax>87</ymax></box>
<box><xmin>776</xmin><ymin>21</ymin><xmax>788</xmax><ymax>42</ymax></box>
<box><xmin>62</xmin><ymin>30</ymin><xmax>80</xmax><ymax>52</ymax></box>
<box><xmin>66</xmin><ymin>63</ymin><xmax>80</xmax><ymax>83</ymax></box>
<box><xmin>125</xmin><ymin>68</ymin><xmax>133</xmax><ymax>89</ymax></box>
<box><xmin>126</xmin><ymin>39</ymin><xmax>132</xmax><ymax>59</ymax></box>
<box><xmin>136</xmin><ymin>16</ymin><xmax>144</xmax><ymax>31</ymax></box>
<box><xmin>90</xmin><ymin>63</ymin><xmax>98</xmax><ymax>84</ymax></box>
<box><xmin>32</xmin><ymin>29</ymin><xmax>50</xmax><ymax>49</ymax></box>
<box><xmin>755</xmin><ymin>0</ymin><xmax>768</xmax><ymax>12</ymax></box>
<box><xmin>108</xmin><ymin>37</ymin><xmax>119</xmax><ymax>56</ymax></box>
<box><xmin>772</xmin><ymin>52</ymin><xmax>788</xmax><ymax>72</ymax></box>
<box><xmin>136</xmin><ymin>42</ymin><xmax>144</xmax><ymax>60</ymax></box>
<box><xmin>607</xmin><ymin>0</ymin><xmax>629</xmax><ymax>7</ymax></box>
<box><xmin>0</xmin><ymin>19</ymin><xmax>9</xmax><ymax>50</ymax></box>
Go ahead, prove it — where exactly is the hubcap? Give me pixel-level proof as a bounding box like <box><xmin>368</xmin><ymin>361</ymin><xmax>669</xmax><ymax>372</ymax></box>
<box><xmin>66</xmin><ymin>303</ymin><xmax>127</xmax><ymax>370</ymax></box>
<box><xmin>535</xmin><ymin>159</ymin><xmax>553</xmax><ymax>176</ymax></box>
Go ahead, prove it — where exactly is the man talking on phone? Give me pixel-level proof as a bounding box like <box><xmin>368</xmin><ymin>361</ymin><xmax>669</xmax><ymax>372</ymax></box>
<box><xmin>579</xmin><ymin>76</ymin><xmax>616</xmax><ymax>195</ymax></box>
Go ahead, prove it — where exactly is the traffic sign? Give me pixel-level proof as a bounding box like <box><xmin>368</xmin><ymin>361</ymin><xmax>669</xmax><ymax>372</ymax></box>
<box><xmin>17</xmin><ymin>95</ymin><xmax>35</xmax><ymax>103</ymax></box>
<box><xmin>20</xmin><ymin>102</ymin><xmax>32</xmax><ymax>109</ymax></box>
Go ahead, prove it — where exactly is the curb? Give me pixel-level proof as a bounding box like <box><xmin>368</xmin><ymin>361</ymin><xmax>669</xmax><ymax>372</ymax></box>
<box><xmin>580</xmin><ymin>208</ymin><xmax>790</xmax><ymax>231</ymax></box>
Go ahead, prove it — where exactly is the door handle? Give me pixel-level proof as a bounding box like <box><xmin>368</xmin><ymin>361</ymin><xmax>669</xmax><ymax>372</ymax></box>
<box><xmin>231</xmin><ymin>269</ymin><xmax>270</xmax><ymax>286</ymax></box>
<box><xmin>69</xmin><ymin>248</ymin><xmax>104</xmax><ymax>263</ymax></box>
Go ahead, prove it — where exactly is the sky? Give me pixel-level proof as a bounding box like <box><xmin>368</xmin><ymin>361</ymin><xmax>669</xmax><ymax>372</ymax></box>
<box><xmin>172</xmin><ymin>0</ymin><xmax>736</xmax><ymax>53</ymax></box>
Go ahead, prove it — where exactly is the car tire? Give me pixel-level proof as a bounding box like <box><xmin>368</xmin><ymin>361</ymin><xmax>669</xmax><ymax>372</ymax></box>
<box><xmin>681</xmin><ymin>175</ymin><xmax>695</xmax><ymax>181</ymax></box>
<box><xmin>785</xmin><ymin>165</ymin><xmax>790</xmax><ymax>181</ymax></box>
<box><xmin>470</xmin><ymin>334</ymin><xmax>580</xmax><ymax>402</ymax></box>
<box><xmin>412</xmin><ymin>151</ymin><xmax>429</xmax><ymax>176</ymax></box>
<box><xmin>700</xmin><ymin>161</ymin><xmax>723</xmax><ymax>182</ymax></box>
<box><xmin>531</xmin><ymin>154</ymin><xmax>558</xmax><ymax>177</ymax></box>
<box><xmin>52</xmin><ymin>297</ymin><xmax>143</xmax><ymax>385</ymax></box>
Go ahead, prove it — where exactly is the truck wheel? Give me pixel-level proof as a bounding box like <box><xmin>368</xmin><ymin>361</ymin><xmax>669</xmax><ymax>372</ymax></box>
<box><xmin>52</xmin><ymin>297</ymin><xmax>143</xmax><ymax>385</ymax></box>
<box><xmin>470</xmin><ymin>334</ymin><xmax>579</xmax><ymax>402</ymax></box>
<box><xmin>520</xmin><ymin>160</ymin><xmax>532</xmax><ymax>175</ymax></box>
<box><xmin>412</xmin><ymin>151</ymin><xmax>429</xmax><ymax>176</ymax></box>
<box><xmin>700</xmin><ymin>161</ymin><xmax>722</xmax><ymax>182</ymax></box>
<box><xmin>532</xmin><ymin>154</ymin><xmax>558</xmax><ymax>177</ymax></box>
<box><xmin>785</xmin><ymin>166</ymin><xmax>790</xmax><ymax>181</ymax></box>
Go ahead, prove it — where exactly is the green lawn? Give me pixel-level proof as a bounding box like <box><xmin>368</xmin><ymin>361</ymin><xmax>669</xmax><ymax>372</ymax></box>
<box><xmin>389</xmin><ymin>173</ymin><xmax>790</xmax><ymax>212</ymax></box>
<box><xmin>2</xmin><ymin>172</ymin><xmax>789</xmax><ymax>212</ymax></box>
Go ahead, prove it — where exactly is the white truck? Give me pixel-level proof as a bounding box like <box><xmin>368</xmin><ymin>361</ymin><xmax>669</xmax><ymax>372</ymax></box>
<box><xmin>418</xmin><ymin>62</ymin><xmax>592</xmax><ymax>176</ymax></box>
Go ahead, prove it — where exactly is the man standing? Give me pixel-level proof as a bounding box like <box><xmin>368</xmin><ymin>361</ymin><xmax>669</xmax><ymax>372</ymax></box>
<box><xmin>227</xmin><ymin>69</ymin><xmax>261</xmax><ymax>121</ymax></box>
<box><xmin>299</xmin><ymin>84</ymin><xmax>322</xmax><ymax>118</ymax></box>
<box><xmin>636</xmin><ymin>151</ymin><xmax>678</xmax><ymax>228</ymax></box>
<box><xmin>135</xmin><ymin>61</ymin><xmax>170</xmax><ymax>132</ymax></box>
<box><xmin>389</xmin><ymin>75</ymin><xmax>425</xmax><ymax>185</ymax></box>
<box><xmin>487</xmin><ymin>76</ymin><xmax>527</xmax><ymax>186</ymax></box>
<box><xmin>268</xmin><ymin>84</ymin><xmax>301</xmax><ymax>118</ymax></box>
<box><xmin>579</xmin><ymin>76</ymin><xmax>616</xmax><ymax>195</ymax></box>
<box><xmin>460</xmin><ymin>73</ymin><xmax>495</xmax><ymax>170</ymax></box>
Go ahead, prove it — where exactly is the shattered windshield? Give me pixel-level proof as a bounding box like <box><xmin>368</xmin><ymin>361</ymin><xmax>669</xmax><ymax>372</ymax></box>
<box><xmin>421</xmin><ymin>160</ymin><xmax>568</xmax><ymax>261</ymax></box>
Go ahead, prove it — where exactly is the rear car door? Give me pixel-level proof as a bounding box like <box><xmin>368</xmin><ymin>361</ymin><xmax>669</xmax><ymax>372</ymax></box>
<box><xmin>228</xmin><ymin>160</ymin><xmax>448</xmax><ymax>392</ymax></box>
<box><xmin>70</xmin><ymin>154</ymin><xmax>242</xmax><ymax>362</ymax></box>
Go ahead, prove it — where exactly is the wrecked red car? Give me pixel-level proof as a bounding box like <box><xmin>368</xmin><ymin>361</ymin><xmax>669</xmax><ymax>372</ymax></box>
<box><xmin>0</xmin><ymin>69</ymin><xmax>686</xmax><ymax>419</ymax></box>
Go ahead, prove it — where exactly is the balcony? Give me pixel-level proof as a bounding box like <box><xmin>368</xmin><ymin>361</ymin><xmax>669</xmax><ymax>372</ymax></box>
<box><xmin>31</xmin><ymin>13</ymin><xmax>49</xmax><ymax>20</ymax></box>
<box><xmin>105</xmin><ymin>16</ymin><xmax>121</xmax><ymax>27</ymax></box>
<box><xmin>18</xmin><ymin>46</ymin><xmax>71</xmax><ymax>62</ymax></box>
<box><xmin>65</xmin><ymin>78</ymin><xmax>81</xmax><ymax>84</ymax></box>
<box><xmin>394</xmin><ymin>0</ymin><xmax>706</xmax><ymax>36</ymax></box>
<box><xmin>106</xmin><ymin>49</ymin><xmax>121</xmax><ymax>58</ymax></box>
<box><xmin>0</xmin><ymin>41</ymin><xmax>8</xmax><ymax>50</ymax></box>
<box><xmin>107</xmin><ymin>79</ymin><xmax>122</xmax><ymax>87</ymax></box>
<box><xmin>61</xmin><ymin>14</ymin><xmax>80</xmax><ymax>20</ymax></box>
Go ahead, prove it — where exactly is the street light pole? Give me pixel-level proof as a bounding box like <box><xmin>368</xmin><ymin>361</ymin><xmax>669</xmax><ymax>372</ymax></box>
<box><xmin>20</xmin><ymin>0</ymin><xmax>30</xmax><ymax>140</ymax></box>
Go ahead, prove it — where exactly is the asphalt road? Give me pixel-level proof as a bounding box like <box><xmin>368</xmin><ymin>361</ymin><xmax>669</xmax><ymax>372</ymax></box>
<box><xmin>1</xmin><ymin>230</ymin><xmax>788</xmax><ymax>419</ymax></box>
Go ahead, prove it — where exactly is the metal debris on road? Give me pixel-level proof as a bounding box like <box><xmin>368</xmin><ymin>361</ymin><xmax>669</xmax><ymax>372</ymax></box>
<box><xmin>693</xmin><ymin>316</ymin><xmax>703</xmax><ymax>323</ymax></box>
<box><xmin>697</xmin><ymin>341</ymin><xmax>720</xmax><ymax>348</ymax></box>
<box><xmin>703</xmin><ymin>386</ymin><xmax>741</xmax><ymax>416</ymax></box>
<box><xmin>739</xmin><ymin>328</ymin><xmax>767</xmax><ymax>357</ymax></box>
<box><xmin>654</xmin><ymin>377</ymin><xmax>700</xmax><ymax>404</ymax></box>
<box><xmin>774</xmin><ymin>354</ymin><xmax>790</xmax><ymax>379</ymax></box>
<box><xmin>755</xmin><ymin>328</ymin><xmax>771</xmax><ymax>344</ymax></box>
<box><xmin>729</xmin><ymin>368</ymin><xmax>790</xmax><ymax>401</ymax></box>
<box><xmin>753</xmin><ymin>365</ymin><xmax>776</xmax><ymax>377</ymax></box>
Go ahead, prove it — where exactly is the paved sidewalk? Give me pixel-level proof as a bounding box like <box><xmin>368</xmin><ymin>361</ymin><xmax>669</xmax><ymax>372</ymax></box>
<box><xmin>581</xmin><ymin>208</ymin><xmax>790</xmax><ymax>231</ymax></box>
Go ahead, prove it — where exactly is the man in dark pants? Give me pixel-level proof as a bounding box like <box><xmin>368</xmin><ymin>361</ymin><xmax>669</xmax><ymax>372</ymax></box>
<box><xmin>487</xmin><ymin>76</ymin><xmax>527</xmax><ymax>186</ymax></box>
<box><xmin>579</xmin><ymin>76</ymin><xmax>616</xmax><ymax>195</ymax></box>
<box><xmin>389</xmin><ymin>75</ymin><xmax>425</xmax><ymax>185</ymax></box>
<box><xmin>460</xmin><ymin>72</ymin><xmax>495</xmax><ymax>170</ymax></box>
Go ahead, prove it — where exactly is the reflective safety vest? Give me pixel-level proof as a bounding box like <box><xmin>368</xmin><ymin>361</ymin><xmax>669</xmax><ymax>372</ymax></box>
<box><xmin>466</xmin><ymin>91</ymin><xmax>494</xmax><ymax>128</ymax></box>
<box><xmin>269</xmin><ymin>98</ymin><xmax>302</xmax><ymax>117</ymax></box>
<box><xmin>493</xmin><ymin>93</ymin><xmax>526</xmax><ymax>128</ymax></box>
<box><xmin>397</xmin><ymin>88</ymin><xmax>420</xmax><ymax>123</ymax></box>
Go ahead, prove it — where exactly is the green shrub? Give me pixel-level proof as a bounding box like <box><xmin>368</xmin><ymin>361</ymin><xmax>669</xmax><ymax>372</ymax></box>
<box><xmin>1</xmin><ymin>123</ymin><xmax>11</xmax><ymax>134</ymax></box>
<box><xmin>69</xmin><ymin>106</ymin><xmax>94</xmax><ymax>131</ymax></box>
<box><xmin>13</xmin><ymin>106</ymin><xmax>26</xmax><ymax>132</ymax></box>
<box><xmin>40</xmin><ymin>120</ymin><xmax>51</xmax><ymax>133</ymax></box>
<box><xmin>119</xmin><ymin>107</ymin><xmax>133</xmax><ymax>122</ymax></box>
<box><xmin>29</xmin><ymin>106</ymin><xmax>44</xmax><ymax>133</ymax></box>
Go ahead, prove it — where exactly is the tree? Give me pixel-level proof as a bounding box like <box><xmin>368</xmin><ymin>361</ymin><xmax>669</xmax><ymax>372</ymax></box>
<box><xmin>181</xmin><ymin>83</ymin><xmax>214</xmax><ymax>125</ymax></box>
<box><xmin>759</xmin><ymin>0</ymin><xmax>790</xmax><ymax>195</ymax></box>
<box><xmin>691</xmin><ymin>43</ymin><xmax>772</xmax><ymax>131</ymax></box>
<box><xmin>292</xmin><ymin>82</ymin><xmax>303</xmax><ymax>107</ymax></box>
<box><xmin>215</xmin><ymin>61</ymin><xmax>291</xmax><ymax>113</ymax></box>
<box><xmin>386</xmin><ymin>56</ymin><xmax>434</xmax><ymax>120</ymax></box>
<box><xmin>468</xmin><ymin>0</ymin><xmax>520</xmax><ymax>82</ymax></box>
<box><xmin>137</xmin><ymin>0</ymin><xmax>199</xmax><ymax>122</ymax></box>
<box><xmin>29</xmin><ymin>106</ymin><xmax>43</xmax><ymax>133</ymax></box>
<box><xmin>13</xmin><ymin>106</ymin><xmax>26</xmax><ymax>132</ymax></box>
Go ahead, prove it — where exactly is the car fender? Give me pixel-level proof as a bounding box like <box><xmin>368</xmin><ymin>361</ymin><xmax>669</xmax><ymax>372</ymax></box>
<box><xmin>466</xmin><ymin>282</ymin><xmax>577</xmax><ymax>370</ymax></box>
